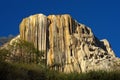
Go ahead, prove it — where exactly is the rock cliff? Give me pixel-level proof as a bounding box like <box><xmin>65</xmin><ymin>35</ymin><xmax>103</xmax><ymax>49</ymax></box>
<box><xmin>5</xmin><ymin>13</ymin><xmax>120</xmax><ymax>73</ymax></box>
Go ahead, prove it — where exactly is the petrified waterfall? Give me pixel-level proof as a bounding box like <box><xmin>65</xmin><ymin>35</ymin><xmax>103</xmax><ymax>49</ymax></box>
<box><xmin>19</xmin><ymin>13</ymin><xmax>120</xmax><ymax>73</ymax></box>
<box><xmin>20</xmin><ymin>14</ymin><xmax>47</xmax><ymax>51</ymax></box>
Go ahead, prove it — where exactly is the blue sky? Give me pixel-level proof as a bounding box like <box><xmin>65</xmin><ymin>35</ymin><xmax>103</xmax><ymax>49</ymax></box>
<box><xmin>0</xmin><ymin>0</ymin><xmax>120</xmax><ymax>57</ymax></box>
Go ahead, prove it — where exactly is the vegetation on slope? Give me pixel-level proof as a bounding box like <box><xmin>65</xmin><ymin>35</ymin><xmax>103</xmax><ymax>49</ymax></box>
<box><xmin>0</xmin><ymin>61</ymin><xmax>120</xmax><ymax>80</ymax></box>
<box><xmin>0</xmin><ymin>39</ymin><xmax>120</xmax><ymax>80</ymax></box>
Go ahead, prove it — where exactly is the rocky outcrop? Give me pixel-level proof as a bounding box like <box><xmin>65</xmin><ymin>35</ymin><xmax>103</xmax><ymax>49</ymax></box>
<box><xmin>14</xmin><ymin>13</ymin><xmax>120</xmax><ymax>73</ymax></box>
<box><xmin>20</xmin><ymin>14</ymin><xmax>47</xmax><ymax>51</ymax></box>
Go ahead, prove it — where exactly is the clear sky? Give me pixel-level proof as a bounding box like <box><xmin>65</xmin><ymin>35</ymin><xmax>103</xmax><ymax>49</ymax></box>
<box><xmin>0</xmin><ymin>0</ymin><xmax>120</xmax><ymax>57</ymax></box>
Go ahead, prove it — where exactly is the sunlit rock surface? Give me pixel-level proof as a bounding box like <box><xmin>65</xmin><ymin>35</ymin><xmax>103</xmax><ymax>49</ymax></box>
<box><xmin>20</xmin><ymin>14</ymin><xmax>47</xmax><ymax>51</ymax></box>
<box><xmin>18</xmin><ymin>13</ymin><xmax>120</xmax><ymax>73</ymax></box>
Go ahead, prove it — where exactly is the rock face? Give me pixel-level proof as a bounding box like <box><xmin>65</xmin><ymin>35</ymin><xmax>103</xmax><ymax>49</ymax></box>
<box><xmin>20</xmin><ymin>14</ymin><xmax>47</xmax><ymax>51</ymax></box>
<box><xmin>19</xmin><ymin>14</ymin><xmax>120</xmax><ymax>73</ymax></box>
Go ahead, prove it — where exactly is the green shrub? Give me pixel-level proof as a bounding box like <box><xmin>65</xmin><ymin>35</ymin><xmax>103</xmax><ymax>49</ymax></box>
<box><xmin>1</xmin><ymin>61</ymin><xmax>120</xmax><ymax>80</ymax></box>
<box><xmin>0</xmin><ymin>62</ymin><xmax>46</xmax><ymax>80</ymax></box>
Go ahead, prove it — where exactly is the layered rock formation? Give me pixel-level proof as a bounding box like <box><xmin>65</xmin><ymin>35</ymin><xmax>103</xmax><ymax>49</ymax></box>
<box><xmin>6</xmin><ymin>13</ymin><xmax>120</xmax><ymax>73</ymax></box>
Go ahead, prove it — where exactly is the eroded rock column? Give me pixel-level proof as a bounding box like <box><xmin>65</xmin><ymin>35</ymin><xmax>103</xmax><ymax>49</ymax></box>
<box><xmin>20</xmin><ymin>14</ymin><xmax>47</xmax><ymax>51</ymax></box>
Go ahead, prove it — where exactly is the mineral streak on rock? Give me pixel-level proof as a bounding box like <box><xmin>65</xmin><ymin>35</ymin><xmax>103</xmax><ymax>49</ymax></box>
<box><xmin>20</xmin><ymin>14</ymin><xmax>47</xmax><ymax>51</ymax></box>
<box><xmin>19</xmin><ymin>13</ymin><xmax>119</xmax><ymax>73</ymax></box>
